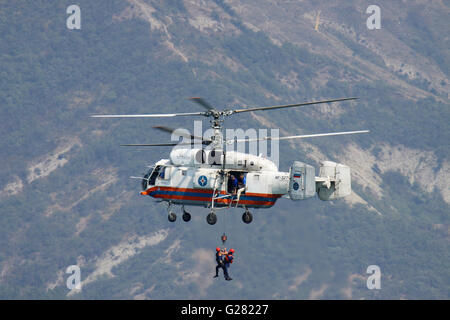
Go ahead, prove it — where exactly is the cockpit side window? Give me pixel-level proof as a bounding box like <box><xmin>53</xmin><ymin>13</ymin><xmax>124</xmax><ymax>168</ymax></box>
<box><xmin>157</xmin><ymin>166</ymin><xmax>171</xmax><ymax>180</ymax></box>
<box><xmin>148</xmin><ymin>165</ymin><xmax>161</xmax><ymax>186</ymax></box>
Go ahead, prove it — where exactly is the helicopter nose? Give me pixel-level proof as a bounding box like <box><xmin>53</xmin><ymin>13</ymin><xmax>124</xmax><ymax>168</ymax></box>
<box><xmin>141</xmin><ymin>189</ymin><xmax>150</xmax><ymax>196</ymax></box>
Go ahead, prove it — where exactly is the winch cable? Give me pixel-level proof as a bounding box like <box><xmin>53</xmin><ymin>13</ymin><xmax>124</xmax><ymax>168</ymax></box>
<box><xmin>222</xmin><ymin>151</ymin><xmax>230</xmax><ymax>248</ymax></box>
<box><xmin>221</xmin><ymin>174</ymin><xmax>229</xmax><ymax>248</ymax></box>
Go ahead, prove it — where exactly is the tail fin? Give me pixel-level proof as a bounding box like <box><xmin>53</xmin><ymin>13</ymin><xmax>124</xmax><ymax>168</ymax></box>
<box><xmin>316</xmin><ymin>161</ymin><xmax>351</xmax><ymax>200</ymax></box>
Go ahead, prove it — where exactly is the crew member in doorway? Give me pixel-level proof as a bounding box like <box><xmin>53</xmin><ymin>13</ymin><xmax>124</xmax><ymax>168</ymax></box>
<box><xmin>228</xmin><ymin>174</ymin><xmax>238</xmax><ymax>195</ymax></box>
<box><xmin>237</xmin><ymin>173</ymin><xmax>246</xmax><ymax>190</ymax></box>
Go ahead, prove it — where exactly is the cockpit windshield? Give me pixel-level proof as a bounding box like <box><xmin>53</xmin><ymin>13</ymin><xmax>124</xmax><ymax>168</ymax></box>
<box><xmin>142</xmin><ymin>165</ymin><xmax>162</xmax><ymax>190</ymax></box>
<box><xmin>142</xmin><ymin>166</ymin><xmax>153</xmax><ymax>191</ymax></box>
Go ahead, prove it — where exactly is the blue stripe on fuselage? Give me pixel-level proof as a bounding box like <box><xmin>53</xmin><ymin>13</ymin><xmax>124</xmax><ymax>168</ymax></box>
<box><xmin>149</xmin><ymin>190</ymin><xmax>278</xmax><ymax>202</ymax></box>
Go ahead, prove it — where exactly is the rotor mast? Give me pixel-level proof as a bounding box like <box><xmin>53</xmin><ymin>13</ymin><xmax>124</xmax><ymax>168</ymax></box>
<box><xmin>211</xmin><ymin>113</ymin><xmax>224</xmax><ymax>149</ymax></box>
<box><xmin>189</xmin><ymin>97</ymin><xmax>225</xmax><ymax>151</ymax></box>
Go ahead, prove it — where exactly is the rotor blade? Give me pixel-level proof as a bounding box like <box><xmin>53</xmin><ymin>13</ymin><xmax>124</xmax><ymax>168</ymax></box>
<box><xmin>91</xmin><ymin>111</ymin><xmax>206</xmax><ymax>118</ymax></box>
<box><xmin>231</xmin><ymin>130</ymin><xmax>370</xmax><ymax>143</ymax></box>
<box><xmin>232</xmin><ymin>97</ymin><xmax>358</xmax><ymax>114</ymax></box>
<box><xmin>120</xmin><ymin>142</ymin><xmax>194</xmax><ymax>147</ymax></box>
<box><xmin>153</xmin><ymin>125</ymin><xmax>212</xmax><ymax>143</ymax></box>
<box><xmin>189</xmin><ymin>97</ymin><xmax>217</xmax><ymax>111</ymax></box>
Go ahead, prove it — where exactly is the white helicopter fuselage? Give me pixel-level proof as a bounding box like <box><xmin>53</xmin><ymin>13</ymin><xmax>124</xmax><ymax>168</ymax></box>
<box><xmin>141</xmin><ymin>148</ymin><xmax>290</xmax><ymax>209</ymax></box>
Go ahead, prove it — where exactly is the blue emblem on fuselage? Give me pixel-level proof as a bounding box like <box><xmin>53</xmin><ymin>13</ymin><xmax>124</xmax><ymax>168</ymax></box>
<box><xmin>293</xmin><ymin>182</ymin><xmax>299</xmax><ymax>191</ymax></box>
<box><xmin>198</xmin><ymin>175</ymin><xmax>208</xmax><ymax>187</ymax></box>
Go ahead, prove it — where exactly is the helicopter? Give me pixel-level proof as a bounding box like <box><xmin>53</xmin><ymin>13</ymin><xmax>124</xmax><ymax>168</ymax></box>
<box><xmin>92</xmin><ymin>97</ymin><xmax>369</xmax><ymax>225</ymax></box>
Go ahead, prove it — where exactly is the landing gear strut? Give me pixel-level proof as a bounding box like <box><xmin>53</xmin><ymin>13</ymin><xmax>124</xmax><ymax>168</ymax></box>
<box><xmin>182</xmin><ymin>206</ymin><xmax>191</xmax><ymax>222</ymax></box>
<box><xmin>206</xmin><ymin>211</ymin><xmax>217</xmax><ymax>225</ymax></box>
<box><xmin>242</xmin><ymin>209</ymin><xmax>253</xmax><ymax>224</ymax></box>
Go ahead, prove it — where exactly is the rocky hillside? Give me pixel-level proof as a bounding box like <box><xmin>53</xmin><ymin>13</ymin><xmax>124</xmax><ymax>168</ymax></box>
<box><xmin>0</xmin><ymin>0</ymin><xmax>448</xmax><ymax>299</ymax></box>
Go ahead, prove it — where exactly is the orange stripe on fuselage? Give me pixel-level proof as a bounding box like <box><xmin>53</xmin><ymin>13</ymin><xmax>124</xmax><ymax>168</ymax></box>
<box><xmin>142</xmin><ymin>186</ymin><xmax>283</xmax><ymax>206</ymax></box>
<box><xmin>151</xmin><ymin>194</ymin><xmax>275</xmax><ymax>206</ymax></box>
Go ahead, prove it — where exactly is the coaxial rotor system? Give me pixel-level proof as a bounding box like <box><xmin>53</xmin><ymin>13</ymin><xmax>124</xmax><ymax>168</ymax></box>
<box><xmin>92</xmin><ymin>97</ymin><xmax>369</xmax><ymax>148</ymax></box>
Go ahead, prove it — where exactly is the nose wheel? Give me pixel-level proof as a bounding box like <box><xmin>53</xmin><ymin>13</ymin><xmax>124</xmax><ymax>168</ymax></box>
<box><xmin>242</xmin><ymin>210</ymin><xmax>253</xmax><ymax>224</ymax></box>
<box><xmin>168</xmin><ymin>212</ymin><xmax>177</xmax><ymax>222</ymax></box>
<box><xmin>166</xmin><ymin>202</ymin><xmax>177</xmax><ymax>222</ymax></box>
<box><xmin>206</xmin><ymin>211</ymin><xmax>217</xmax><ymax>225</ymax></box>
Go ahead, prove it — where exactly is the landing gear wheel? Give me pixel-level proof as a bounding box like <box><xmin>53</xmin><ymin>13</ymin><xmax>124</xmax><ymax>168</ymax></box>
<box><xmin>242</xmin><ymin>211</ymin><xmax>253</xmax><ymax>224</ymax></box>
<box><xmin>182</xmin><ymin>212</ymin><xmax>191</xmax><ymax>222</ymax></box>
<box><xmin>206</xmin><ymin>212</ymin><xmax>217</xmax><ymax>225</ymax></box>
<box><xmin>168</xmin><ymin>212</ymin><xmax>177</xmax><ymax>222</ymax></box>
